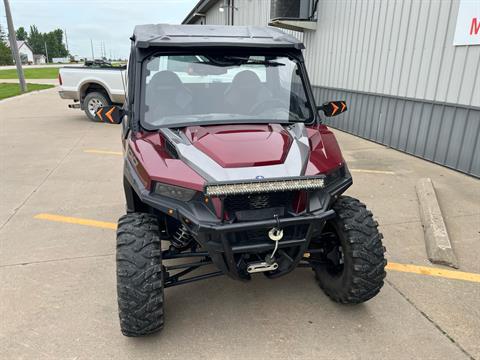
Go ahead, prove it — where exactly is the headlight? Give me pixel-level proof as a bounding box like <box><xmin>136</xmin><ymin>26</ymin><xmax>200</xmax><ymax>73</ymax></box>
<box><xmin>324</xmin><ymin>165</ymin><xmax>348</xmax><ymax>187</ymax></box>
<box><xmin>153</xmin><ymin>182</ymin><xmax>196</xmax><ymax>201</ymax></box>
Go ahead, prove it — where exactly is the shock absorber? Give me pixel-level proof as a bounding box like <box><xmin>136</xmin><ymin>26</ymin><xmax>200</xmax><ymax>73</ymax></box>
<box><xmin>171</xmin><ymin>224</ymin><xmax>194</xmax><ymax>249</ymax></box>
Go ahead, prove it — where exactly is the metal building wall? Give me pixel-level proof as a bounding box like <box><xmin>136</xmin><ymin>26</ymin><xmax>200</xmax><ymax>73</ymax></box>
<box><xmin>304</xmin><ymin>0</ymin><xmax>480</xmax><ymax>107</ymax></box>
<box><xmin>304</xmin><ymin>0</ymin><xmax>479</xmax><ymax>177</ymax></box>
<box><xmin>202</xmin><ymin>1</ymin><xmax>225</xmax><ymax>25</ymax></box>
<box><xmin>234</xmin><ymin>0</ymin><xmax>270</xmax><ymax>26</ymax></box>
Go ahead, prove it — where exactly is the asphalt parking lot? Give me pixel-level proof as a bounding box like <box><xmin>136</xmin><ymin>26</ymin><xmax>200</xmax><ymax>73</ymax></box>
<box><xmin>1</xmin><ymin>87</ymin><xmax>479</xmax><ymax>359</ymax></box>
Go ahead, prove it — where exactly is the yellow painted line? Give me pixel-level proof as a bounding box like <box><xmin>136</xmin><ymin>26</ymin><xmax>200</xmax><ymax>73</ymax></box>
<box><xmin>34</xmin><ymin>213</ymin><xmax>117</xmax><ymax>230</ymax></box>
<box><xmin>84</xmin><ymin>149</ymin><xmax>122</xmax><ymax>156</ymax></box>
<box><xmin>386</xmin><ymin>262</ymin><xmax>480</xmax><ymax>283</ymax></box>
<box><xmin>34</xmin><ymin>213</ymin><xmax>480</xmax><ymax>284</ymax></box>
<box><xmin>350</xmin><ymin>169</ymin><xmax>396</xmax><ymax>175</ymax></box>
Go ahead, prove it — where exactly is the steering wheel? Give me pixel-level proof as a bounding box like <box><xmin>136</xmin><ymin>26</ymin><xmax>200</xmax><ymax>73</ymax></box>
<box><xmin>249</xmin><ymin>99</ymin><xmax>286</xmax><ymax>115</ymax></box>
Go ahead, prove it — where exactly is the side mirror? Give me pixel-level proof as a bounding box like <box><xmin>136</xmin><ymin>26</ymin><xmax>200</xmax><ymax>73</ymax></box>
<box><xmin>319</xmin><ymin>101</ymin><xmax>347</xmax><ymax>117</ymax></box>
<box><xmin>95</xmin><ymin>105</ymin><xmax>124</xmax><ymax>124</ymax></box>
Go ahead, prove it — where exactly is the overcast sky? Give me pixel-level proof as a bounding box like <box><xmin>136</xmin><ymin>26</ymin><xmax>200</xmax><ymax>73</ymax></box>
<box><xmin>1</xmin><ymin>0</ymin><xmax>199</xmax><ymax>59</ymax></box>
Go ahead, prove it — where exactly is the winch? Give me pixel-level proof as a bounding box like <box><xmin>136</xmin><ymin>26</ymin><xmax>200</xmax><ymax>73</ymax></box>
<box><xmin>246</xmin><ymin>215</ymin><xmax>283</xmax><ymax>274</ymax></box>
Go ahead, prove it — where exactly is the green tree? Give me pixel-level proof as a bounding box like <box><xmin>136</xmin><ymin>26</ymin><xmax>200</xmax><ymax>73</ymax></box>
<box><xmin>0</xmin><ymin>23</ymin><xmax>7</xmax><ymax>43</ymax></box>
<box><xmin>16</xmin><ymin>27</ymin><xmax>28</xmax><ymax>41</ymax></box>
<box><xmin>27</xmin><ymin>25</ymin><xmax>69</xmax><ymax>61</ymax></box>
<box><xmin>44</xmin><ymin>29</ymin><xmax>68</xmax><ymax>60</ymax></box>
<box><xmin>0</xmin><ymin>24</ymin><xmax>13</xmax><ymax>65</ymax></box>
<box><xmin>27</xmin><ymin>25</ymin><xmax>44</xmax><ymax>54</ymax></box>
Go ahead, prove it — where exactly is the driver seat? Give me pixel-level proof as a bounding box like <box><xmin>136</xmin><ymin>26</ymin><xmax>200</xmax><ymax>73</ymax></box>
<box><xmin>224</xmin><ymin>70</ymin><xmax>269</xmax><ymax>115</ymax></box>
<box><xmin>146</xmin><ymin>70</ymin><xmax>192</xmax><ymax>119</ymax></box>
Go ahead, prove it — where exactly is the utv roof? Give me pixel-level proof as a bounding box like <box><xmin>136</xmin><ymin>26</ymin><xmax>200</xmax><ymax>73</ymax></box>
<box><xmin>132</xmin><ymin>24</ymin><xmax>304</xmax><ymax>50</ymax></box>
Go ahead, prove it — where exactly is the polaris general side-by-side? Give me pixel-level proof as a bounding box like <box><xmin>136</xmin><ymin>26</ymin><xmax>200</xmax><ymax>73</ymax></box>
<box><xmin>96</xmin><ymin>25</ymin><xmax>387</xmax><ymax>337</ymax></box>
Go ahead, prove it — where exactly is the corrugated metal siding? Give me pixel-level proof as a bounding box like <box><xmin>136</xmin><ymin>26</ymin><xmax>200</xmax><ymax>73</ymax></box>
<box><xmin>234</xmin><ymin>0</ymin><xmax>270</xmax><ymax>26</ymax></box>
<box><xmin>305</xmin><ymin>0</ymin><xmax>480</xmax><ymax>177</ymax></box>
<box><xmin>304</xmin><ymin>0</ymin><xmax>480</xmax><ymax>107</ymax></box>
<box><xmin>203</xmin><ymin>1</ymin><xmax>226</xmax><ymax>25</ymax></box>
<box><xmin>314</xmin><ymin>87</ymin><xmax>480</xmax><ymax>177</ymax></box>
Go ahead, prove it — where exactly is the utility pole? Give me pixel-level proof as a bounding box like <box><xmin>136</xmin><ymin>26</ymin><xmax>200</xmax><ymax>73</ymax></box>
<box><xmin>44</xmin><ymin>41</ymin><xmax>49</xmax><ymax>63</ymax></box>
<box><xmin>90</xmin><ymin>39</ymin><xmax>94</xmax><ymax>60</ymax></box>
<box><xmin>64</xmin><ymin>28</ymin><xmax>69</xmax><ymax>53</ymax></box>
<box><xmin>3</xmin><ymin>0</ymin><xmax>27</xmax><ymax>92</ymax></box>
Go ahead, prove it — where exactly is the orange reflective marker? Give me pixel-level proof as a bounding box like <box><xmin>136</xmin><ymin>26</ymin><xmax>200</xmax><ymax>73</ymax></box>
<box><xmin>331</xmin><ymin>102</ymin><xmax>339</xmax><ymax>116</ymax></box>
<box><xmin>96</xmin><ymin>107</ymin><xmax>104</xmax><ymax>121</ymax></box>
<box><xmin>106</xmin><ymin>107</ymin><xmax>115</xmax><ymax>123</ymax></box>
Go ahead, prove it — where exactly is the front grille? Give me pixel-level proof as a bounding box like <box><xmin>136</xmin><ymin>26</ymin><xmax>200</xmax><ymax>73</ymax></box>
<box><xmin>224</xmin><ymin>191</ymin><xmax>293</xmax><ymax>214</ymax></box>
<box><xmin>223</xmin><ymin>191</ymin><xmax>305</xmax><ymax>245</ymax></box>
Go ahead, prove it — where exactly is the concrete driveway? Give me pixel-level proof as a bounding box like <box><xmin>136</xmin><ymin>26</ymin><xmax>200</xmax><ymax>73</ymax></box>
<box><xmin>1</xmin><ymin>89</ymin><xmax>479</xmax><ymax>359</ymax></box>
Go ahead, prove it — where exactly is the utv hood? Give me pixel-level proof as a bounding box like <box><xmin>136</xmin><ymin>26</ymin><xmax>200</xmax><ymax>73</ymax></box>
<box><xmin>150</xmin><ymin>123</ymin><xmax>343</xmax><ymax>183</ymax></box>
<box><xmin>183</xmin><ymin>124</ymin><xmax>292</xmax><ymax>168</ymax></box>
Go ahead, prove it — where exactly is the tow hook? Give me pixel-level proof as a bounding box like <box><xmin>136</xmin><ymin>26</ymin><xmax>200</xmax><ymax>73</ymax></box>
<box><xmin>246</xmin><ymin>215</ymin><xmax>283</xmax><ymax>274</ymax></box>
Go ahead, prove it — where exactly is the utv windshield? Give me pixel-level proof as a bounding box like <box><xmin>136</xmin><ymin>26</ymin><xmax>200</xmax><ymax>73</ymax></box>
<box><xmin>141</xmin><ymin>53</ymin><xmax>313</xmax><ymax>128</ymax></box>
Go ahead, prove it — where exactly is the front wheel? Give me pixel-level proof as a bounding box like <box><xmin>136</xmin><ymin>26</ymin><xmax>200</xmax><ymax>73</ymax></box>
<box><xmin>310</xmin><ymin>196</ymin><xmax>386</xmax><ymax>303</ymax></box>
<box><xmin>116</xmin><ymin>213</ymin><xmax>164</xmax><ymax>336</ymax></box>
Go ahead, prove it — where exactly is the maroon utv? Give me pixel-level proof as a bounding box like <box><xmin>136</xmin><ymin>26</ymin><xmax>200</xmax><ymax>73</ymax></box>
<box><xmin>96</xmin><ymin>24</ymin><xmax>387</xmax><ymax>337</ymax></box>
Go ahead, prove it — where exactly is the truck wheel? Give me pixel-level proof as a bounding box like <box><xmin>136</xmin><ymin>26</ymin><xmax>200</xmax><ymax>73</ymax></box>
<box><xmin>83</xmin><ymin>92</ymin><xmax>110</xmax><ymax>121</ymax></box>
<box><xmin>116</xmin><ymin>213</ymin><xmax>164</xmax><ymax>337</ymax></box>
<box><xmin>310</xmin><ymin>196</ymin><xmax>386</xmax><ymax>303</ymax></box>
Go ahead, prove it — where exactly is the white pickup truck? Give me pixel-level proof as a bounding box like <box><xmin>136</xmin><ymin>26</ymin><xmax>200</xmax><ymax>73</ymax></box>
<box><xmin>58</xmin><ymin>61</ymin><xmax>127</xmax><ymax>121</ymax></box>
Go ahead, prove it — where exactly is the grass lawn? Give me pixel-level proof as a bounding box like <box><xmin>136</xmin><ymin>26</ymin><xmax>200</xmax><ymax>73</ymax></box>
<box><xmin>0</xmin><ymin>67</ymin><xmax>59</xmax><ymax>79</ymax></box>
<box><xmin>0</xmin><ymin>83</ymin><xmax>55</xmax><ymax>100</ymax></box>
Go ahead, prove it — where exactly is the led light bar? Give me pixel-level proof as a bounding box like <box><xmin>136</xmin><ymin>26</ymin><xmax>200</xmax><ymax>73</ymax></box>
<box><xmin>205</xmin><ymin>177</ymin><xmax>325</xmax><ymax>196</ymax></box>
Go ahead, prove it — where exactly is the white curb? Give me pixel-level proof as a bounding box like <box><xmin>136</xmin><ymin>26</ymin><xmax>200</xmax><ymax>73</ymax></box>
<box><xmin>415</xmin><ymin>178</ymin><xmax>458</xmax><ymax>268</ymax></box>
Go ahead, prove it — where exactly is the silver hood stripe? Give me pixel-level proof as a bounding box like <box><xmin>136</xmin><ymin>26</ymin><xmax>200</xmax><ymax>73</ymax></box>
<box><xmin>160</xmin><ymin>123</ymin><xmax>310</xmax><ymax>182</ymax></box>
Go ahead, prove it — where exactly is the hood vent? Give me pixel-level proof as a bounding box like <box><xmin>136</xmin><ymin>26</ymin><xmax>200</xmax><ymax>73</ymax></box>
<box><xmin>165</xmin><ymin>139</ymin><xmax>179</xmax><ymax>159</ymax></box>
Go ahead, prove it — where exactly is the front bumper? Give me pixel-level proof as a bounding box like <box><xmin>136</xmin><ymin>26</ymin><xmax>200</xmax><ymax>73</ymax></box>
<box><xmin>194</xmin><ymin>208</ymin><xmax>335</xmax><ymax>280</ymax></box>
<box><xmin>124</xmin><ymin>161</ymin><xmax>352</xmax><ymax>279</ymax></box>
